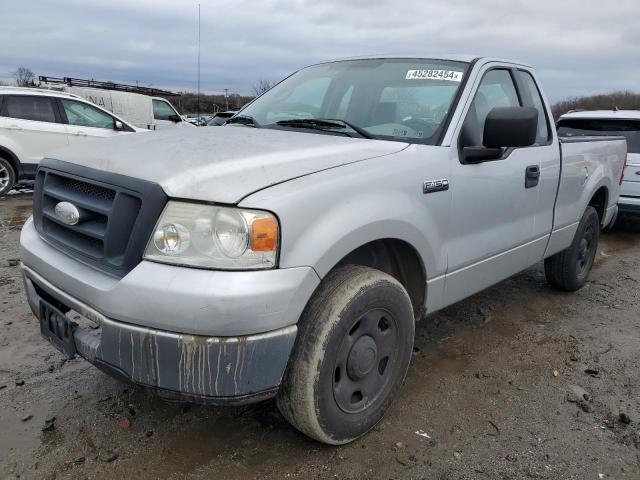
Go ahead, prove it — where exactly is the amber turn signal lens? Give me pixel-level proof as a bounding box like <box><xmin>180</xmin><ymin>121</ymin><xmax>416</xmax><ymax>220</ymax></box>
<box><xmin>251</xmin><ymin>217</ymin><xmax>278</xmax><ymax>252</ymax></box>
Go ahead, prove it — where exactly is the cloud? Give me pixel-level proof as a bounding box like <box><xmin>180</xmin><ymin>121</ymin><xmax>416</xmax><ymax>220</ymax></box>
<box><xmin>1</xmin><ymin>0</ymin><xmax>638</xmax><ymax>101</ymax></box>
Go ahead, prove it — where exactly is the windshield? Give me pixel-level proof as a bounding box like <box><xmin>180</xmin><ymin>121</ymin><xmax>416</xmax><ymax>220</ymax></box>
<box><xmin>557</xmin><ymin>118</ymin><xmax>640</xmax><ymax>153</ymax></box>
<box><xmin>239</xmin><ymin>59</ymin><xmax>469</xmax><ymax>144</ymax></box>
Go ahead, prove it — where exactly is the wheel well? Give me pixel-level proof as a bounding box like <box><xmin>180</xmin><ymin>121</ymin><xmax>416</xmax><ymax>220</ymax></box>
<box><xmin>0</xmin><ymin>147</ymin><xmax>20</xmax><ymax>176</ymax></box>
<box><xmin>588</xmin><ymin>187</ymin><xmax>608</xmax><ymax>225</ymax></box>
<box><xmin>335</xmin><ymin>239</ymin><xmax>426</xmax><ymax>319</ymax></box>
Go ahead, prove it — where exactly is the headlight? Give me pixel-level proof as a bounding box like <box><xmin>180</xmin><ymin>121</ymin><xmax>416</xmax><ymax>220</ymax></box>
<box><xmin>144</xmin><ymin>201</ymin><xmax>279</xmax><ymax>270</ymax></box>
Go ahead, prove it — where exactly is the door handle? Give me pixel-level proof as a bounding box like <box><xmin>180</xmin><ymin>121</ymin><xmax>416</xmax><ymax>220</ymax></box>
<box><xmin>75</xmin><ymin>131</ymin><xmax>87</xmax><ymax>136</ymax></box>
<box><xmin>525</xmin><ymin>165</ymin><xmax>540</xmax><ymax>188</ymax></box>
<box><xmin>7</xmin><ymin>125</ymin><xmax>22</xmax><ymax>131</ymax></box>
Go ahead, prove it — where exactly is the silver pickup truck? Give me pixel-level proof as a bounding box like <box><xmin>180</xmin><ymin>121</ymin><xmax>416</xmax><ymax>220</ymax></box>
<box><xmin>20</xmin><ymin>55</ymin><xmax>626</xmax><ymax>445</ymax></box>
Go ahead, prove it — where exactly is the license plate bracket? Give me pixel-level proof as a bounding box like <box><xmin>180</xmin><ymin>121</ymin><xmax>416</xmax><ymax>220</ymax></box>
<box><xmin>39</xmin><ymin>300</ymin><xmax>76</xmax><ymax>359</ymax></box>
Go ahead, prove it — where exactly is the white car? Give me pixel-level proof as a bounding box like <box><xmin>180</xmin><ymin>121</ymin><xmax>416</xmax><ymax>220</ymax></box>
<box><xmin>0</xmin><ymin>87</ymin><xmax>141</xmax><ymax>194</ymax></box>
<box><xmin>558</xmin><ymin>110</ymin><xmax>639</xmax><ymax>217</ymax></box>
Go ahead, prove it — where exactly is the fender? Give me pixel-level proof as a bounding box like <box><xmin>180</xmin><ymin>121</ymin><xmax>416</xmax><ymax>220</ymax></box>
<box><xmin>289</xmin><ymin>208</ymin><xmax>435</xmax><ymax>281</ymax></box>
<box><xmin>240</xmin><ymin>145</ymin><xmax>452</xmax><ymax>292</ymax></box>
<box><xmin>0</xmin><ymin>145</ymin><xmax>22</xmax><ymax>176</ymax></box>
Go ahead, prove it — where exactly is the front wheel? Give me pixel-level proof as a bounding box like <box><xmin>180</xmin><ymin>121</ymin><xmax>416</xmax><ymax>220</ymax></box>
<box><xmin>277</xmin><ymin>265</ymin><xmax>415</xmax><ymax>444</ymax></box>
<box><xmin>0</xmin><ymin>157</ymin><xmax>17</xmax><ymax>196</ymax></box>
<box><xmin>545</xmin><ymin>206</ymin><xmax>600</xmax><ymax>292</ymax></box>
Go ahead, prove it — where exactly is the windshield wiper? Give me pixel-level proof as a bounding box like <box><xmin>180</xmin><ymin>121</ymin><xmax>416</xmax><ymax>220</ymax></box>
<box><xmin>275</xmin><ymin>118</ymin><xmax>373</xmax><ymax>139</ymax></box>
<box><xmin>226</xmin><ymin>115</ymin><xmax>261</xmax><ymax>127</ymax></box>
<box><xmin>319</xmin><ymin>118</ymin><xmax>374</xmax><ymax>139</ymax></box>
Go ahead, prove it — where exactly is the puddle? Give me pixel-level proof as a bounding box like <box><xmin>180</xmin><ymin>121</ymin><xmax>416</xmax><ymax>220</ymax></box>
<box><xmin>0</xmin><ymin>199</ymin><xmax>33</xmax><ymax>229</ymax></box>
<box><xmin>0</xmin><ymin>403</ymin><xmax>47</xmax><ymax>469</ymax></box>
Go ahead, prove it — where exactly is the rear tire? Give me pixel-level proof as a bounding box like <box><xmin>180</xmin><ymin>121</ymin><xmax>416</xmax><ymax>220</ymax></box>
<box><xmin>545</xmin><ymin>206</ymin><xmax>600</xmax><ymax>292</ymax></box>
<box><xmin>0</xmin><ymin>157</ymin><xmax>16</xmax><ymax>196</ymax></box>
<box><xmin>277</xmin><ymin>265</ymin><xmax>415</xmax><ymax>445</ymax></box>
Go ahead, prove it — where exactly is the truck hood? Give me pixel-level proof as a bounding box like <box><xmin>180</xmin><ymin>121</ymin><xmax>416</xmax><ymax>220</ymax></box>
<box><xmin>51</xmin><ymin>127</ymin><xmax>407</xmax><ymax>203</ymax></box>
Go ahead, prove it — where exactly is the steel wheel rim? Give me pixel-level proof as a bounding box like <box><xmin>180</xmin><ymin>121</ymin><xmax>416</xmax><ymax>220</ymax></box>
<box><xmin>0</xmin><ymin>164</ymin><xmax>9</xmax><ymax>190</ymax></box>
<box><xmin>577</xmin><ymin>223</ymin><xmax>595</xmax><ymax>275</ymax></box>
<box><xmin>332</xmin><ymin>308</ymin><xmax>399</xmax><ymax>414</ymax></box>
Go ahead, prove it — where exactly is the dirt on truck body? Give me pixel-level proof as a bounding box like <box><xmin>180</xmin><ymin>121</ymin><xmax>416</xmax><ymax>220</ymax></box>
<box><xmin>2</xmin><ymin>192</ymin><xmax>640</xmax><ymax>478</ymax></box>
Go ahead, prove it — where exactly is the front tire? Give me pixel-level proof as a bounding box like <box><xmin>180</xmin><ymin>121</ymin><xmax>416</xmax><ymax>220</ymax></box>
<box><xmin>0</xmin><ymin>157</ymin><xmax>17</xmax><ymax>196</ymax></box>
<box><xmin>545</xmin><ymin>206</ymin><xmax>600</xmax><ymax>292</ymax></box>
<box><xmin>277</xmin><ymin>265</ymin><xmax>415</xmax><ymax>444</ymax></box>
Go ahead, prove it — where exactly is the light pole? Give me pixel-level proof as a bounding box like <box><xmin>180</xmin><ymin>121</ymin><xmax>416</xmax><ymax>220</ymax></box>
<box><xmin>197</xmin><ymin>3</ymin><xmax>201</xmax><ymax>120</ymax></box>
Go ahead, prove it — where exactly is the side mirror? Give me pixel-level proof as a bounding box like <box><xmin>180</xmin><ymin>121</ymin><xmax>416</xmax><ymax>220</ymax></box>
<box><xmin>484</xmin><ymin>106</ymin><xmax>538</xmax><ymax>148</ymax></box>
<box><xmin>168</xmin><ymin>114</ymin><xmax>182</xmax><ymax>123</ymax></box>
<box><xmin>463</xmin><ymin>107</ymin><xmax>538</xmax><ymax>164</ymax></box>
<box><xmin>114</xmin><ymin>120</ymin><xmax>124</xmax><ymax>131</ymax></box>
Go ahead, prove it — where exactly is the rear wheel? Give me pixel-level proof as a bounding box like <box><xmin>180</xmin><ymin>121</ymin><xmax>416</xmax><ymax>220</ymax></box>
<box><xmin>545</xmin><ymin>206</ymin><xmax>600</xmax><ymax>291</ymax></box>
<box><xmin>0</xmin><ymin>157</ymin><xmax>17</xmax><ymax>196</ymax></box>
<box><xmin>277</xmin><ymin>265</ymin><xmax>415</xmax><ymax>444</ymax></box>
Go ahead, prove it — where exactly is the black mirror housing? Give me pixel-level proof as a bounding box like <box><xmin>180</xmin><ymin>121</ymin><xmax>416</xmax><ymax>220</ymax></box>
<box><xmin>462</xmin><ymin>146</ymin><xmax>503</xmax><ymax>163</ymax></box>
<box><xmin>483</xmin><ymin>107</ymin><xmax>538</xmax><ymax>148</ymax></box>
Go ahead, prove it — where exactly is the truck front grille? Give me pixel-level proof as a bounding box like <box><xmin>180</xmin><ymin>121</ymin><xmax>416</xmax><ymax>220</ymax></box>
<box><xmin>33</xmin><ymin>160</ymin><xmax>167</xmax><ymax>277</ymax></box>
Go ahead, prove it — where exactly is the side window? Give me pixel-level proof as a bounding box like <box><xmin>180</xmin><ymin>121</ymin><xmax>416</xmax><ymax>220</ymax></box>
<box><xmin>519</xmin><ymin>71</ymin><xmax>550</xmax><ymax>144</ymax></box>
<box><xmin>62</xmin><ymin>100</ymin><xmax>116</xmax><ymax>129</ymax></box>
<box><xmin>460</xmin><ymin>69</ymin><xmax>520</xmax><ymax>148</ymax></box>
<box><xmin>4</xmin><ymin>96</ymin><xmax>57</xmax><ymax>123</ymax></box>
<box><xmin>153</xmin><ymin>99</ymin><xmax>178</xmax><ymax>121</ymax></box>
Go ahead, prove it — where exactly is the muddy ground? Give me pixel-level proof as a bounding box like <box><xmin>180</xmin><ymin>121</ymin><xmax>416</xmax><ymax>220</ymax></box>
<box><xmin>1</xmin><ymin>190</ymin><xmax>640</xmax><ymax>480</ymax></box>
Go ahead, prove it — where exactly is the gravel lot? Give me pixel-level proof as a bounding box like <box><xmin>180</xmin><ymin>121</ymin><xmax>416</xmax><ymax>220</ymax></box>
<box><xmin>2</xmin><ymin>191</ymin><xmax>640</xmax><ymax>480</ymax></box>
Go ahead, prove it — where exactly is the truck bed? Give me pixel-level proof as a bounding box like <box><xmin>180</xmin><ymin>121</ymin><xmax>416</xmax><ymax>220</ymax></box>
<box><xmin>548</xmin><ymin>135</ymin><xmax>626</xmax><ymax>255</ymax></box>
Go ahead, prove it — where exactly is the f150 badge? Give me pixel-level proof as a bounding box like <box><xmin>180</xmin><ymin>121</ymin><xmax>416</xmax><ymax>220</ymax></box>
<box><xmin>423</xmin><ymin>179</ymin><xmax>450</xmax><ymax>194</ymax></box>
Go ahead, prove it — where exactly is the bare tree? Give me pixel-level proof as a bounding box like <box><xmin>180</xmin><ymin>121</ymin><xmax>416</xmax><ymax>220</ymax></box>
<box><xmin>252</xmin><ymin>79</ymin><xmax>272</xmax><ymax>96</ymax></box>
<box><xmin>552</xmin><ymin>90</ymin><xmax>640</xmax><ymax>119</ymax></box>
<box><xmin>12</xmin><ymin>67</ymin><xmax>35</xmax><ymax>87</ymax></box>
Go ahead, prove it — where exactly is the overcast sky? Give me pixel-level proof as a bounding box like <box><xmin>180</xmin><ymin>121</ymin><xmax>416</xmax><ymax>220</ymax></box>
<box><xmin>1</xmin><ymin>0</ymin><xmax>638</xmax><ymax>102</ymax></box>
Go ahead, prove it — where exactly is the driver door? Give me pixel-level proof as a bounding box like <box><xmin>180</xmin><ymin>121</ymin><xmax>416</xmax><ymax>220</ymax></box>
<box><xmin>443</xmin><ymin>67</ymin><xmax>544</xmax><ymax>305</ymax></box>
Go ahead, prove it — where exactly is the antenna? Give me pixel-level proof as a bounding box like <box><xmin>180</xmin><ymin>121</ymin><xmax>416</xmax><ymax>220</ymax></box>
<box><xmin>197</xmin><ymin>3</ymin><xmax>201</xmax><ymax>120</ymax></box>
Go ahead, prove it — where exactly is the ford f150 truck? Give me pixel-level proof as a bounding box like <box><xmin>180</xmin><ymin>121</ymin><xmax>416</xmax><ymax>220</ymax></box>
<box><xmin>20</xmin><ymin>55</ymin><xmax>627</xmax><ymax>445</ymax></box>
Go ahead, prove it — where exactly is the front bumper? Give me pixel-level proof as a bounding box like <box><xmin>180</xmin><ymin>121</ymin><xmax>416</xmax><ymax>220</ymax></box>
<box><xmin>20</xmin><ymin>217</ymin><xmax>321</xmax><ymax>402</ymax></box>
<box><xmin>23</xmin><ymin>264</ymin><xmax>298</xmax><ymax>403</ymax></box>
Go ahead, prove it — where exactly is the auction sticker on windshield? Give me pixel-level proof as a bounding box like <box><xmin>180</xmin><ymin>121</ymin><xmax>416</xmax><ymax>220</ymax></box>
<box><xmin>405</xmin><ymin>69</ymin><xmax>463</xmax><ymax>82</ymax></box>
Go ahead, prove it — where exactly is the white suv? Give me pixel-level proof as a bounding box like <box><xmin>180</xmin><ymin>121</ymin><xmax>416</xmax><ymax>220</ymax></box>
<box><xmin>0</xmin><ymin>87</ymin><xmax>140</xmax><ymax>194</ymax></box>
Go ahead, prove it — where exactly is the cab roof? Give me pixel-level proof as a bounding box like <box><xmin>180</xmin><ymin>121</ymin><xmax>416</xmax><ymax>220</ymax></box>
<box><xmin>318</xmin><ymin>54</ymin><xmax>532</xmax><ymax>68</ymax></box>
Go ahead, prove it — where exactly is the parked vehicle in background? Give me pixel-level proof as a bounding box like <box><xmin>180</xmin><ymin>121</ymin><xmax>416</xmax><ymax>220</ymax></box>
<box><xmin>207</xmin><ymin>111</ymin><xmax>238</xmax><ymax>126</ymax></box>
<box><xmin>20</xmin><ymin>56</ymin><xmax>626</xmax><ymax>444</ymax></box>
<box><xmin>39</xmin><ymin>77</ymin><xmax>193</xmax><ymax>131</ymax></box>
<box><xmin>0</xmin><ymin>87</ymin><xmax>140</xmax><ymax>195</ymax></box>
<box><xmin>558</xmin><ymin>110</ymin><xmax>637</xmax><ymax>218</ymax></box>
<box><xmin>184</xmin><ymin>115</ymin><xmax>202</xmax><ymax>126</ymax></box>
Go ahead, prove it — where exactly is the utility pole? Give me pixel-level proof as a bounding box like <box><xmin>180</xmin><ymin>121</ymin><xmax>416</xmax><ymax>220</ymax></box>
<box><xmin>224</xmin><ymin>88</ymin><xmax>229</xmax><ymax>111</ymax></box>
<box><xmin>197</xmin><ymin>3</ymin><xmax>201</xmax><ymax>119</ymax></box>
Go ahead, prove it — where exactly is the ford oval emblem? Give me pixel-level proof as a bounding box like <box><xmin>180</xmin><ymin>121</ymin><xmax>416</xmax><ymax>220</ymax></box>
<box><xmin>54</xmin><ymin>201</ymin><xmax>80</xmax><ymax>225</ymax></box>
